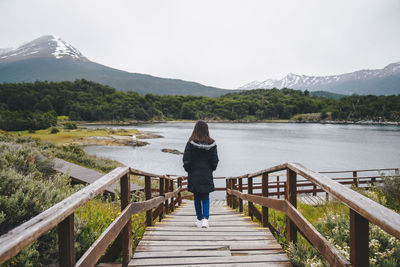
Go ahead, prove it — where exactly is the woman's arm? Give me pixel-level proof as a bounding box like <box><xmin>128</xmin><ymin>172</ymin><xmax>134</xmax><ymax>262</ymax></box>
<box><xmin>211</xmin><ymin>145</ymin><xmax>219</xmax><ymax>171</ymax></box>
<box><xmin>183</xmin><ymin>142</ymin><xmax>192</xmax><ymax>172</ymax></box>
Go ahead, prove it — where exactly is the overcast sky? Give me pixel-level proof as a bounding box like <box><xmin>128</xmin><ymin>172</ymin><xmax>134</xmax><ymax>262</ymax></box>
<box><xmin>1</xmin><ymin>0</ymin><xmax>400</xmax><ymax>89</ymax></box>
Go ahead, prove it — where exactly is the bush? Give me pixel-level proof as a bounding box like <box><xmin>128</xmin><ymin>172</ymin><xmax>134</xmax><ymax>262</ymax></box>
<box><xmin>50</xmin><ymin>127</ymin><xmax>59</xmax><ymax>134</ymax></box>
<box><xmin>63</xmin><ymin>121</ymin><xmax>77</xmax><ymax>129</ymax></box>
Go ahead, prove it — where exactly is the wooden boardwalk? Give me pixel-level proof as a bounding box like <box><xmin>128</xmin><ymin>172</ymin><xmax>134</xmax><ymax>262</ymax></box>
<box><xmin>129</xmin><ymin>200</ymin><xmax>291</xmax><ymax>266</ymax></box>
<box><xmin>53</xmin><ymin>158</ymin><xmax>143</xmax><ymax>194</ymax></box>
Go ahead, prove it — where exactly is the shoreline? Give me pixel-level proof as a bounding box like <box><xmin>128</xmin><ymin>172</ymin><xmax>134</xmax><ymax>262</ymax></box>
<box><xmin>78</xmin><ymin>119</ymin><xmax>400</xmax><ymax>127</ymax></box>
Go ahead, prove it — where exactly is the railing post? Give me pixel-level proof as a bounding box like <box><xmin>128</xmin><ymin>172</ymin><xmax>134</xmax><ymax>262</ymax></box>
<box><xmin>353</xmin><ymin>171</ymin><xmax>358</xmax><ymax>187</ymax></box>
<box><xmin>350</xmin><ymin>209</ymin><xmax>369</xmax><ymax>267</ymax></box>
<box><xmin>58</xmin><ymin>214</ymin><xmax>75</xmax><ymax>267</ymax></box>
<box><xmin>313</xmin><ymin>184</ymin><xmax>317</xmax><ymax>196</ymax></box>
<box><xmin>248</xmin><ymin>177</ymin><xmax>253</xmax><ymax>220</ymax></box>
<box><xmin>277</xmin><ymin>176</ymin><xmax>280</xmax><ymax>199</ymax></box>
<box><xmin>225</xmin><ymin>179</ymin><xmax>229</xmax><ymax>207</ymax></box>
<box><xmin>159</xmin><ymin>177</ymin><xmax>165</xmax><ymax>221</ymax></box>
<box><xmin>262</xmin><ymin>172</ymin><xmax>269</xmax><ymax>228</ymax></box>
<box><xmin>286</xmin><ymin>169</ymin><xmax>297</xmax><ymax>244</ymax></box>
<box><xmin>238</xmin><ymin>178</ymin><xmax>243</xmax><ymax>212</ymax></box>
<box><xmin>232</xmin><ymin>178</ymin><xmax>237</xmax><ymax>209</ymax></box>
<box><xmin>177</xmin><ymin>177</ymin><xmax>182</xmax><ymax>205</ymax></box>
<box><xmin>121</xmin><ymin>173</ymin><xmax>132</xmax><ymax>265</ymax></box>
<box><xmin>170</xmin><ymin>179</ymin><xmax>174</xmax><ymax>212</ymax></box>
<box><xmin>145</xmin><ymin>176</ymin><xmax>153</xmax><ymax>226</ymax></box>
<box><xmin>164</xmin><ymin>179</ymin><xmax>169</xmax><ymax>214</ymax></box>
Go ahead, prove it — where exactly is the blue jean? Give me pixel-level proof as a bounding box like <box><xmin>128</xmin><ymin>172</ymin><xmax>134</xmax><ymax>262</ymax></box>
<box><xmin>194</xmin><ymin>192</ymin><xmax>209</xmax><ymax>220</ymax></box>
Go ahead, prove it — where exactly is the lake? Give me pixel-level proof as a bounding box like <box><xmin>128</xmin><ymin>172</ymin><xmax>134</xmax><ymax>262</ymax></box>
<box><xmin>84</xmin><ymin>122</ymin><xmax>400</xmax><ymax>199</ymax></box>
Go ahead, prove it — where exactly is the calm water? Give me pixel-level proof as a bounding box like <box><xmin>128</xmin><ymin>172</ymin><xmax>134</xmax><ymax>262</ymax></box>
<box><xmin>84</xmin><ymin>122</ymin><xmax>400</xmax><ymax>199</ymax></box>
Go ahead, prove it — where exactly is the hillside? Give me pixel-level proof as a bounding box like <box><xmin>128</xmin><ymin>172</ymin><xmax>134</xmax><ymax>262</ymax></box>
<box><xmin>0</xmin><ymin>35</ymin><xmax>234</xmax><ymax>97</ymax></box>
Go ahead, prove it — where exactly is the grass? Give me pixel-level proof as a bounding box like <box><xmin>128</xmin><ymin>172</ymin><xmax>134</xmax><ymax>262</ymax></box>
<box><xmin>9</xmin><ymin>127</ymin><xmax>140</xmax><ymax>145</ymax></box>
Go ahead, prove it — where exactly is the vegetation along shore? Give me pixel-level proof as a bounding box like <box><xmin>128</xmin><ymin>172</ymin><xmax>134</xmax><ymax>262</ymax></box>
<box><xmin>0</xmin><ymin>79</ymin><xmax>399</xmax><ymax>131</ymax></box>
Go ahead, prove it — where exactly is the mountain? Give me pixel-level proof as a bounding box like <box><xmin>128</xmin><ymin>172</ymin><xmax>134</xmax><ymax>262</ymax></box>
<box><xmin>239</xmin><ymin>62</ymin><xmax>400</xmax><ymax>95</ymax></box>
<box><xmin>0</xmin><ymin>35</ymin><xmax>234</xmax><ymax>97</ymax></box>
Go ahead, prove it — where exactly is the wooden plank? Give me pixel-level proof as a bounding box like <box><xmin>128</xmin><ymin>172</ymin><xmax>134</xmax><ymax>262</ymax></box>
<box><xmin>0</xmin><ymin>166</ymin><xmax>129</xmax><ymax>265</ymax></box>
<box><xmin>129</xmin><ymin>254</ymin><xmax>290</xmax><ymax>266</ymax></box>
<box><xmin>133</xmin><ymin>263</ymin><xmax>292</xmax><ymax>267</ymax></box>
<box><xmin>144</xmin><ymin>226</ymin><xmax>262</xmax><ymax>231</ymax></box>
<box><xmin>54</xmin><ymin>158</ymin><xmax>142</xmax><ymax>194</ymax></box>
<box><xmin>144</xmin><ymin>231</ymin><xmax>272</xmax><ymax>236</ymax></box>
<box><xmin>288</xmin><ymin>162</ymin><xmax>400</xmax><ymax>240</ymax></box>
<box><xmin>133</xmin><ymin>250</ymin><xmax>232</xmax><ymax>259</ymax></box>
<box><xmin>138</xmin><ymin>240</ymin><xmax>277</xmax><ymax>247</ymax></box>
<box><xmin>154</xmin><ymin>221</ymin><xmax>260</xmax><ymax>227</ymax></box>
<box><xmin>135</xmin><ymin>243</ymin><xmax>283</xmax><ymax>251</ymax></box>
<box><xmin>141</xmin><ymin>235</ymin><xmax>275</xmax><ymax>241</ymax></box>
<box><xmin>130</xmin><ymin>263</ymin><xmax>292</xmax><ymax>267</ymax></box>
<box><xmin>135</xmin><ymin>245</ymin><xmax>230</xmax><ymax>252</ymax></box>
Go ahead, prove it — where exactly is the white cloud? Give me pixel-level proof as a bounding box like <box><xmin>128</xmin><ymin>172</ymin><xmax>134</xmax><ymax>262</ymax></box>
<box><xmin>1</xmin><ymin>0</ymin><xmax>400</xmax><ymax>88</ymax></box>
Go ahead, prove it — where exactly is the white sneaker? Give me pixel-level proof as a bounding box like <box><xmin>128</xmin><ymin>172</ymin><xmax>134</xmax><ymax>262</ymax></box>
<box><xmin>201</xmin><ymin>218</ymin><xmax>209</xmax><ymax>228</ymax></box>
<box><xmin>195</xmin><ymin>220</ymin><xmax>202</xmax><ymax>228</ymax></box>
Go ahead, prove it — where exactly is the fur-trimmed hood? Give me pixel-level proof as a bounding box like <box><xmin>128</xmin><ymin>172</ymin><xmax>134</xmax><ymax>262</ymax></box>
<box><xmin>190</xmin><ymin>140</ymin><xmax>216</xmax><ymax>150</ymax></box>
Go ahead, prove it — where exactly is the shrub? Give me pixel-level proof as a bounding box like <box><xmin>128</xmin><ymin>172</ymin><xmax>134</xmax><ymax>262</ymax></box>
<box><xmin>63</xmin><ymin>121</ymin><xmax>77</xmax><ymax>129</ymax></box>
<box><xmin>50</xmin><ymin>127</ymin><xmax>59</xmax><ymax>134</ymax></box>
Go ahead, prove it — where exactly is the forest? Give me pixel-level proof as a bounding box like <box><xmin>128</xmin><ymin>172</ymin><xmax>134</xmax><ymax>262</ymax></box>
<box><xmin>0</xmin><ymin>79</ymin><xmax>399</xmax><ymax>130</ymax></box>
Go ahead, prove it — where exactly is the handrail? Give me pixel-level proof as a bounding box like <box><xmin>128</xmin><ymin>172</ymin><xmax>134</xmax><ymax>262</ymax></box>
<box><xmin>0</xmin><ymin>166</ymin><xmax>129</xmax><ymax>264</ymax></box>
<box><xmin>0</xmin><ymin>167</ymin><xmax>186</xmax><ymax>266</ymax></box>
<box><xmin>225</xmin><ymin>162</ymin><xmax>400</xmax><ymax>267</ymax></box>
<box><xmin>289</xmin><ymin>162</ymin><xmax>400</xmax><ymax>239</ymax></box>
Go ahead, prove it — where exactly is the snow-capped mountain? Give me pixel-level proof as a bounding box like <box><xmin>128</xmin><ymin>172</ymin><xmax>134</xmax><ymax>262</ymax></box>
<box><xmin>0</xmin><ymin>35</ymin><xmax>232</xmax><ymax>96</ymax></box>
<box><xmin>0</xmin><ymin>35</ymin><xmax>88</xmax><ymax>63</ymax></box>
<box><xmin>239</xmin><ymin>62</ymin><xmax>400</xmax><ymax>95</ymax></box>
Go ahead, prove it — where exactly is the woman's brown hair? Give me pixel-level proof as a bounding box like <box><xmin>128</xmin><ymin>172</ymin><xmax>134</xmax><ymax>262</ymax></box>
<box><xmin>189</xmin><ymin>120</ymin><xmax>215</xmax><ymax>144</ymax></box>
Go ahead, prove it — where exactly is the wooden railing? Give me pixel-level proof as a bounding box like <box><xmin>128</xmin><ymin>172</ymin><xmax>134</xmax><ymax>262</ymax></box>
<box><xmin>225</xmin><ymin>163</ymin><xmax>400</xmax><ymax>267</ymax></box>
<box><xmin>0</xmin><ymin>167</ymin><xmax>186</xmax><ymax>267</ymax></box>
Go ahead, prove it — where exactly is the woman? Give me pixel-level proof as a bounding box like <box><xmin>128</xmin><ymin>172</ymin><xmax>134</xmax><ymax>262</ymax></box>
<box><xmin>183</xmin><ymin>120</ymin><xmax>219</xmax><ymax>228</ymax></box>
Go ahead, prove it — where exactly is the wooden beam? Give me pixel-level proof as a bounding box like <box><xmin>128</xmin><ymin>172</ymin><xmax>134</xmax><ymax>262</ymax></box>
<box><xmin>248</xmin><ymin>177</ymin><xmax>254</xmax><ymax>220</ymax></box>
<box><xmin>58</xmin><ymin>214</ymin><xmax>75</xmax><ymax>267</ymax></box>
<box><xmin>159</xmin><ymin>177</ymin><xmax>164</xmax><ymax>222</ymax></box>
<box><xmin>120</xmin><ymin>173</ymin><xmax>132</xmax><ymax>265</ymax></box>
<box><xmin>262</xmin><ymin>173</ymin><xmax>269</xmax><ymax>228</ymax></box>
<box><xmin>238</xmin><ymin>178</ymin><xmax>243</xmax><ymax>212</ymax></box>
<box><xmin>227</xmin><ymin>189</ymin><xmax>286</xmax><ymax>213</ymax></box>
<box><xmin>286</xmin><ymin>169</ymin><xmax>297</xmax><ymax>244</ymax></box>
<box><xmin>164</xmin><ymin>180</ymin><xmax>169</xmax><ymax>215</ymax></box>
<box><xmin>145</xmin><ymin>176</ymin><xmax>152</xmax><ymax>226</ymax></box>
<box><xmin>350</xmin><ymin>209</ymin><xmax>369</xmax><ymax>267</ymax></box>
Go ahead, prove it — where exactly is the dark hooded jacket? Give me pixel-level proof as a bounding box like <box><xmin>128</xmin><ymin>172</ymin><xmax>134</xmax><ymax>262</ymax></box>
<box><xmin>183</xmin><ymin>140</ymin><xmax>219</xmax><ymax>193</ymax></box>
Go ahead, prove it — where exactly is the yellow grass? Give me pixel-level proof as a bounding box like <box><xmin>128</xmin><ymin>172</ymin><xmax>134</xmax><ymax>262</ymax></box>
<box><xmin>9</xmin><ymin>127</ymin><xmax>140</xmax><ymax>145</ymax></box>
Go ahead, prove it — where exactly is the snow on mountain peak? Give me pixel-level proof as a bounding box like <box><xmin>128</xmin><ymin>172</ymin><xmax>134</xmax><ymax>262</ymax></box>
<box><xmin>0</xmin><ymin>35</ymin><xmax>88</xmax><ymax>62</ymax></box>
<box><xmin>238</xmin><ymin>61</ymin><xmax>400</xmax><ymax>91</ymax></box>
